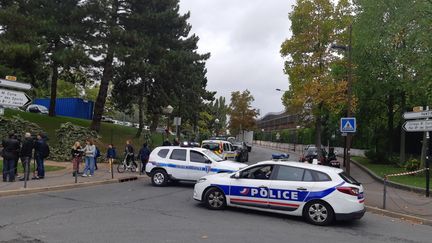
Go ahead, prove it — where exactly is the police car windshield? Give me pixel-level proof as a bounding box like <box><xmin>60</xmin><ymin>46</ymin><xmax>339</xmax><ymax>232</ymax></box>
<box><xmin>203</xmin><ymin>150</ymin><xmax>224</xmax><ymax>162</ymax></box>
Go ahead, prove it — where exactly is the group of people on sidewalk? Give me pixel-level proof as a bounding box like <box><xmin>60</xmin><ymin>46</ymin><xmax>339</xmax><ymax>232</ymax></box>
<box><xmin>70</xmin><ymin>139</ymin><xmax>151</xmax><ymax>177</ymax></box>
<box><xmin>1</xmin><ymin>132</ymin><xmax>49</xmax><ymax>182</ymax></box>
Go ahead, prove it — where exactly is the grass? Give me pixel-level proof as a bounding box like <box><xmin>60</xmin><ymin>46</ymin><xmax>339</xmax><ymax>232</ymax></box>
<box><xmin>4</xmin><ymin>109</ymin><xmax>159</xmax><ymax>153</ymax></box>
<box><xmin>352</xmin><ymin>156</ymin><xmax>427</xmax><ymax>189</ymax></box>
<box><xmin>0</xmin><ymin>160</ymin><xmax>65</xmax><ymax>173</ymax></box>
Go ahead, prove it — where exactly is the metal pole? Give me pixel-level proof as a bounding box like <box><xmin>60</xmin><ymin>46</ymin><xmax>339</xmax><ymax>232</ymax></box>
<box><xmin>426</xmin><ymin>156</ymin><xmax>430</xmax><ymax>197</ymax></box>
<box><xmin>75</xmin><ymin>167</ymin><xmax>78</xmax><ymax>183</ymax></box>
<box><xmin>111</xmin><ymin>161</ymin><xmax>114</xmax><ymax>179</ymax></box>
<box><xmin>24</xmin><ymin>159</ymin><xmax>29</xmax><ymax>188</ymax></box>
<box><xmin>346</xmin><ymin>24</ymin><xmax>353</xmax><ymax>176</ymax></box>
<box><xmin>383</xmin><ymin>176</ymin><xmax>387</xmax><ymax>209</ymax></box>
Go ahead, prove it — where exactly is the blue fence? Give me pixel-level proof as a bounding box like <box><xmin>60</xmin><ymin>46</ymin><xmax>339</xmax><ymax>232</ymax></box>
<box><xmin>34</xmin><ymin>98</ymin><xmax>94</xmax><ymax>120</ymax></box>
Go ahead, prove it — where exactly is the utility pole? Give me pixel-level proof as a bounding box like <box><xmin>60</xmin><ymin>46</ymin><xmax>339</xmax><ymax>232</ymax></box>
<box><xmin>346</xmin><ymin>24</ymin><xmax>353</xmax><ymax>176</ymax></box>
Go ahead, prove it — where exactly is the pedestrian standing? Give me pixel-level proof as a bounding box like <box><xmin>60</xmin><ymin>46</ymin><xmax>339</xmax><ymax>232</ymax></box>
<box><xmin>71</xmin><ymin>141</ymin><xmax>83</xmax><ymax>177</ymax></box>
<box><xmin>106</xmin><ymin>144</ymin><xmax>116</xmax><ymax>173</ymax></box>
<box><xmin>34</xmin><ymin>133</ymin><xmax>49</xmax><ymax>179</ymax></box>
<box><xmin>20</xmin><ymin>133</ymin><xmax>34</xmax><ymax>181</ymax></box>
<box><xmin>138</xmin><ymin>143</ymin><xmax>151</xmax><ymax>173</ymax></box>
<box><xmin>2</xmin><ymin>132</ymin><xmax>20</xmax><ymax>182</ymax></box>
<box><xmin>13</xmin><ymin>131</ymin><xmax>21</xmax><ymax>178</ymax></box>
<box><xmin>94</xmin><ymin>146</ymin><xmax>101</xmax><ymax>170</ymax></box>
<box><xmin>82</xmin><ymin>139</ymin><xmax>96</xmax><ymax>177</ymax></box>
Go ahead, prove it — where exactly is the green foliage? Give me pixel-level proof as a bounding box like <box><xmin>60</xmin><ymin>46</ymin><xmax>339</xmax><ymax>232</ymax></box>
<box><xmin>364</xmin><ymin>150</ymin><xmax>390</xmax><ymax>164</ymax></box>
<box><xmin>228</xmin><ymin>90</ymin><xmax>259</xmax><ymax>135</ymax></box>
<box><xmin>405</xmin><ymin>159</ymin><xmax>420</xmax><ymax>172</ymax></box>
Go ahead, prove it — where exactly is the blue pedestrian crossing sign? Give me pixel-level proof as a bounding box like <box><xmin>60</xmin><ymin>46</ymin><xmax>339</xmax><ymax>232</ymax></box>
<box><xmin>340</xmin><ymin>117</ymin><xmax>356</xmax><ymax>133</ymax></box>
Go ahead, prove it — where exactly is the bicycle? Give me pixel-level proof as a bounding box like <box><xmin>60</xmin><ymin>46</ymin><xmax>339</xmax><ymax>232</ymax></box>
<box><xmin>117</xmin><ymin>154</ymin><xmax>138</xmax><ymax>173</ymax></box>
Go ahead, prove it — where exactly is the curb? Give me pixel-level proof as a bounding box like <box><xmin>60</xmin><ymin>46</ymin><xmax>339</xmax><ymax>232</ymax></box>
<box><xmin>366</xmin><ymin>206</ymin><xmax>432</xmax><ymax>226</ymax></box>
<box><xmin>349</xmin><ymin>159</ymin><xmax>426</xmax><ymax>194</ymax></box>
<box><xmin>0</xmin><ymin>176</ymin><xmax>144</xmax><ymax>198</ymax></box>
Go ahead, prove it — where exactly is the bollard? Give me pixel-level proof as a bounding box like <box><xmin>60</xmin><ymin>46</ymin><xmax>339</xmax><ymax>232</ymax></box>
<box><xmin>24</xmin><ymin>160</ymin><xmax>29</xmax><ymax>189</ymax></box>
<box><xmin>75</xmin><ymin>168</ymin><xmax>78</xmax><ymax>183</ymax></box>
<box><xmin>426</xmin><ymin>159</ymin><xmax>430</xmax><ymax>197</ymax></box>
<box><xmin>139</xmin><ymin>161</ymin><xmax>142</xmax><ymax>176</ymax></box>
<box><xmin>383</xmin><ymin>176</ymin><xmax>387</xmax><ymax>209</ymax></box>
<box><xmin>111</xmin><ymin>162</ymin><xmax>114</xmax><ymax>179</ymax></box>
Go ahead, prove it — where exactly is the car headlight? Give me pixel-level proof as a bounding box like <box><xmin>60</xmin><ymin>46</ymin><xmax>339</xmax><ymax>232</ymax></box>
<box><xmin>197</xmin><ymin>178</ymin><xmax>207</xmax><ymax>183</ymax></box>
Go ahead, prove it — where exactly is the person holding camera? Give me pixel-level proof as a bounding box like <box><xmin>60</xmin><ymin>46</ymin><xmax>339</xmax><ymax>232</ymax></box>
<box><xmin>20</xmin><ymin>133</ymin><xmax>34</xmax><ymax>181</ymax></box>
<box><xmin>71</xmin><ymin>141</ymin><xmax>83</xmax><ymax>177</ymax></box>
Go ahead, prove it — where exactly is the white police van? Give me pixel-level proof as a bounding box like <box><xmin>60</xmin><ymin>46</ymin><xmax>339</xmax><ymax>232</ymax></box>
<box><xmin>193</xmin><ymin>161</ymin><xmax>365</xmax><ymax>226</ymax></box>
<box><xmin>145</xmin><ymin>146</ymin><xmax>247</xmax><ymax>186</ymax></box>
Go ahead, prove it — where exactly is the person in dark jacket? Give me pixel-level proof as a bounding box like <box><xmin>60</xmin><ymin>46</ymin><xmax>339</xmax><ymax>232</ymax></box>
<box><xmin>2</xmin><ymin>132</ymin><xmax>20</xmax><ymax>182</ymax></box>
<box><xmin>106</xmin><ymin>144</ymin><xmax>116</xmax><ymax>173</ymax></box>
<box><xmin>162</xmin><ymin>139</ymin><xmax>171</xmax><ymax>146</ymax></box>
<box><xmin>13</xmin><ymin>131</ymin><xmax>21</xmax><ymax>178</ymax></box>
<box><xmin>34</xmin><ymin>134</ymin><xmax>49</xmax><ymax>179</ymax></box>
<box><xmin>20</xmin><ymin>133</ymin><xmax>34</xmax><ymax>181</ymax></box>
<box><xmin>124</xmin><ymin>140</ymin><xmax>137</xmax><ymax>170</ymax></box>
<box><xmin>138</xmin><ymin>143</ymin><xmax>151</xmax><ymax>173</ymax></box>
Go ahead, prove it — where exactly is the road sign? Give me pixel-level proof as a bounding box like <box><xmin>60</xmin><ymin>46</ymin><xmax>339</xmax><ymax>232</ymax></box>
<box><xmin>0</xmin><ymin>78</ymin><xmax>32</xmax><ymax>90</ymax></box>
<box><xmin>403</xmin><ymin>120</ymin><xmax>432</xmax><ymax>132</ymax></box>
<box><xmin>173</xmin><ymin>117</ymin><xmax>181</xmax><ymax>126</ymax></box>
<box><xmin>0</xmin><ymin>88</ymin><xmax>32</xmax><ymax>107</ymax></box>
<box><xmin>403</xmin><ymin>111</ymin><xmax>432</xmax><ymax>120</ymax></box>
<box><xmin>340</xmin><ymin>117</ymin><xmax>356</xmax><ymax>133</ymax></box>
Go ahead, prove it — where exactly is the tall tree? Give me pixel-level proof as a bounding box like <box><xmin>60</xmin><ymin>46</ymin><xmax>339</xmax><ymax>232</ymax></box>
<box><xmin>85</xmin><ymin>0</ymin><xmax>129</xmax><ymax>131</ymax></box>
<box><xmin>228</xmin><ymin>90</ymin><xmax>259</xmax><ymax>135</ymax></box>
<box><xmin>280</xmin><ymin>0</ymin><xmax>352</xmax><ymax>149</ymax></box>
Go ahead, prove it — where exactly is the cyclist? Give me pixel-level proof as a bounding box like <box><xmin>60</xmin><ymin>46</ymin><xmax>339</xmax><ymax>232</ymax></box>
<box><xmin>124</xmin><ymin>140</ymin><xmax>138</xmax><ymax>171</ymax></box>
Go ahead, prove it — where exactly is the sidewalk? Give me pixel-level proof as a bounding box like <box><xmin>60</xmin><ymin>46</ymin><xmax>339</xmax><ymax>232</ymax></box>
<box><xmin>256</xmin><ymin>143</ymin><xmax>432</xmax><ymax>222</ymax></box>
<box><xmin>0</xmin><ymin>161</ymin><xmax>147</xmax><ymax>196</ymax></box>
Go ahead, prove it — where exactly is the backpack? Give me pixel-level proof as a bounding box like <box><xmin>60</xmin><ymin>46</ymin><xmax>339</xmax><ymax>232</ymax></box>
<box><xmin>42</xmin><ymin>143</ymin><xmax>50</xmax><ymax>158</ymax></box>
<box><xmin>95</xmin><ymin>147</ymin><xmax>101</xmax><ymax>158</ymax></box>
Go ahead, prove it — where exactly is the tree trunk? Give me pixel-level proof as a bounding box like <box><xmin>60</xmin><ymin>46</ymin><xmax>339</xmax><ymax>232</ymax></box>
<box><xmin>399</xmin><ymin>93</ymin><xmax>406</xmax><ymax>164</ymax></box>
<box><xmin>135</xmin><ymin>93</ymin><xmax>144</xmax><ymax>138</ymax></box>
<box><xmin>48</xmin><ymin>62</ymin><xmax>59</xmax><ymax>117</ymax></box>
<box><xmin>150</xmin><ymin>114</ymin><xmax>159</xmax><ymax>133</ymax></box>
<box><xmin>90</xmin><ymin>49</ymin><xmax>114</xmax><ymax>132</ymax></box>
<box><xmin>315</xmin><ymin>103</ymin><xmax>323</xmax><ymax>152</ymax></box>
<box><xmin>387</xmin><ymin>95</ymin><xmax>394</xmax><ymax>157</ymax></box>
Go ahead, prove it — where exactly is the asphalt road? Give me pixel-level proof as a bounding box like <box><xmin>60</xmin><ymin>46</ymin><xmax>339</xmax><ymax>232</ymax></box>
<box><xmin>0</xmin><ymin>146</ymin><xmax>431</xmax><ymax>243</ymax></box>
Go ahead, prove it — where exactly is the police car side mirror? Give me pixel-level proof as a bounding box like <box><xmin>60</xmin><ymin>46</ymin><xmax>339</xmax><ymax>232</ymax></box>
<box><xmin>232</xmin><ymin>172</ymin><xmax>240</xmax><ymax>179</ymax></box>
<box><xmin>205</xmin><ymin>159</ymin><xmax>212</xmax><ymax>164</ymax></box>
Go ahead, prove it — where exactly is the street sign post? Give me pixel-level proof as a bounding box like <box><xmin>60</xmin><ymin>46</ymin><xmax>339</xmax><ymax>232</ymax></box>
<box><xmin>0</xmin><ymin>88</ymin><xmax>32</xmax><ymax>107</ymax></box>
<box><xmin>0</xmin><ymin>78</ymin><xmax>32</xmax><ymax>90</ymax></box>
<box><xmin>403</xmin><ymin>120</ymin><xmax>432</xmax><ymax>132</ymax></box>
<box><xmin>0</xmin><ymin>106</ymin><xmax>4</xmax><ymax>116</ymax></box>
<box><xmin>340</xmin><ymin>117</ymin><xmax>356</xmax><ymax>133</ymax></box>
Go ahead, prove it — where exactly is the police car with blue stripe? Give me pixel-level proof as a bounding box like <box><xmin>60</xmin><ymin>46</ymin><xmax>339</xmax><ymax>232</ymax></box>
<box><xmin>193</xmin><ymin>161</ymin><xmax>365</xmax><ymax>226</ymax></box>
<box><xmin>145</xmin><ymin>146</ymin><xmax>248</xmax><ymax>186</ymax></box>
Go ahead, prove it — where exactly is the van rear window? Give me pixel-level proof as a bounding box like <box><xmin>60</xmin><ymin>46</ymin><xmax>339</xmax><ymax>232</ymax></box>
<box><xmin>339</xmin><ymin>172</ymin><xmax>360</xmax><ymax>185</ymax></box>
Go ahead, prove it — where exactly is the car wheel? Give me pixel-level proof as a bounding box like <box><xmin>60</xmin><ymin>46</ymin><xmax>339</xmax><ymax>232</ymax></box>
<box><xmin>151</xmin><ymin>169</ymin><xmax>169</xmax><ymax>187</ymax></box>
<box><xmin>303</xmin><ymin>200</ymin><xmax>334</xmax><ymax>226</ymax></box>
<box><xmin>204</xmin><ymin>187</ymin><xmax>226</xmax><ymax>210</ymax></box>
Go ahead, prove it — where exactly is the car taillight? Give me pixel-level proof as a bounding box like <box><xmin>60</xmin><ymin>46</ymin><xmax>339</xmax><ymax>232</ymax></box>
<box><xmin>337</xmin><ymin>187</ymin><xmax>359</xmax><ymax>196</ymax></box>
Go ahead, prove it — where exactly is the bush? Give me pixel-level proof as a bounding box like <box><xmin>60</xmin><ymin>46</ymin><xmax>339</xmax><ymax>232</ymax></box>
<box><xmin>365</xmin><ymin>150</ymin><xmax>389</xmax><ymax>164</ymax></box>
<box><xmin>0</xmin><ymin>115</ymin><xmax>45</xmax><ymax>140</ymax></box>
<box><xmin>405</xmin><ymin>159</ymin><xmax>420</xmax><ymax>172</ymax></box>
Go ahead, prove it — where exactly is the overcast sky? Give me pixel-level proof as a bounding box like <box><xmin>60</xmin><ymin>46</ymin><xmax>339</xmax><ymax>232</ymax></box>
<box><xmin>179</xmin><ymin>0</ymin><xmax>295</xmax><ymax>118</ymax></box>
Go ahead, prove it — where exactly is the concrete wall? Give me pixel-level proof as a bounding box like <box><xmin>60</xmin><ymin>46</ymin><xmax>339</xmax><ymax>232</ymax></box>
<box><xmin>254</xmin><ymin>140</ymin><xmax>366</xmax><ymax>157</ymax></box>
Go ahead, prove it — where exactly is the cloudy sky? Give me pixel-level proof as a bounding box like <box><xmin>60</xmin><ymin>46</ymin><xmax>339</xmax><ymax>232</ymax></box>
<box><xmin>179</xmin><ymin>0</ymin><xmax>296</xmax><ymax>118</ymax></box>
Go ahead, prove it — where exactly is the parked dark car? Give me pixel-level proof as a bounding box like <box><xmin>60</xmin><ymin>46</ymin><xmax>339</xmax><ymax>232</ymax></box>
<box><xmin>232</xmin><ymin>141</ymin><xmax>249</xmax><ymax>162</ymax></box>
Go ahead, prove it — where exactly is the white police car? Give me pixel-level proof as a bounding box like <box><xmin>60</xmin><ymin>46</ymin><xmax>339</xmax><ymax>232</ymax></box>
<box><xmin>193</xmin><ymin>161</ymin><xmax>365</xmax><ymax>226</ymax></box>
<box><xmin>145</xmin><ymin>146</ymin><xmax>248</xmax><ymax>186</ymax></box>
